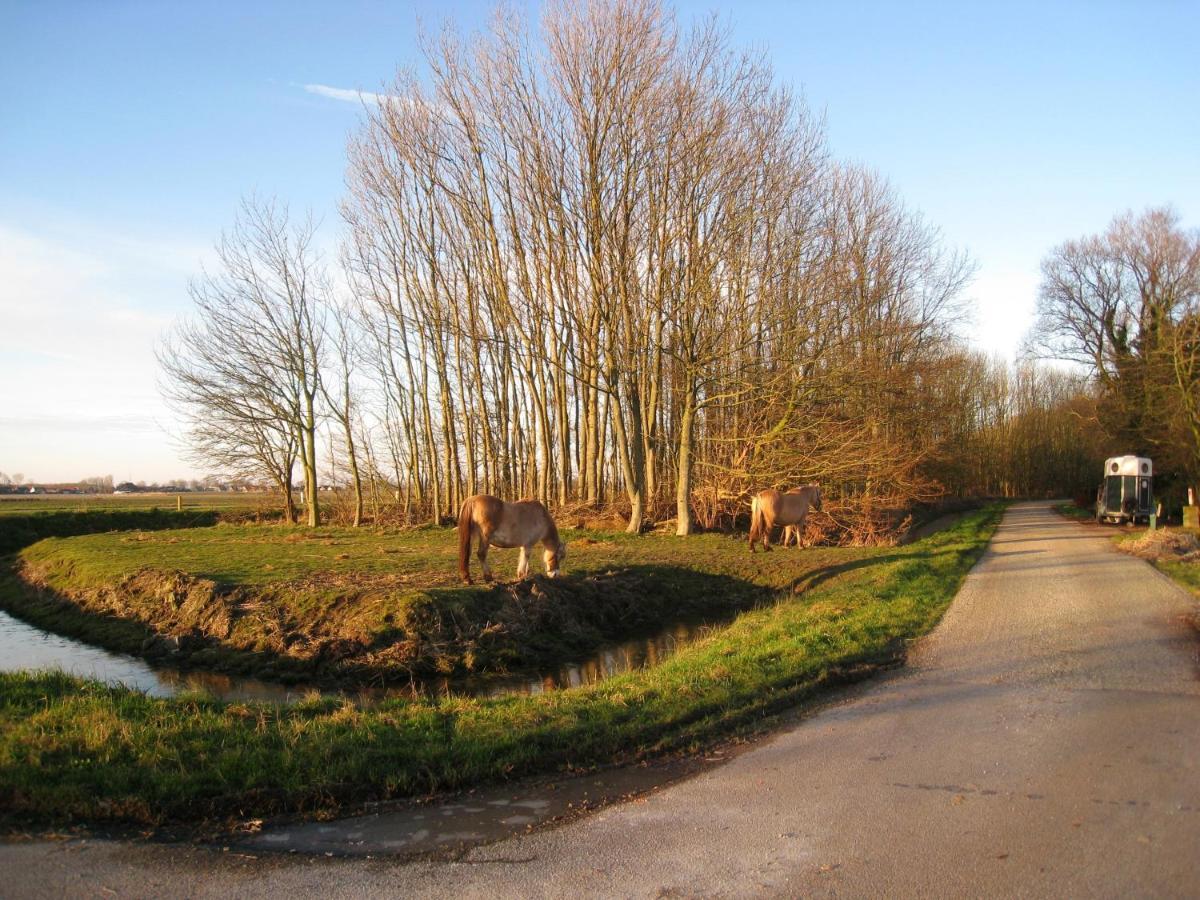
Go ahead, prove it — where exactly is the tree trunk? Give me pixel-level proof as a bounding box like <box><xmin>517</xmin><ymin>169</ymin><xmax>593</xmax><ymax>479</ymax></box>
<box><xmin>675</xmin><ymin>390</ymin><xmax>697</xmax><ymax>535</ymax></box>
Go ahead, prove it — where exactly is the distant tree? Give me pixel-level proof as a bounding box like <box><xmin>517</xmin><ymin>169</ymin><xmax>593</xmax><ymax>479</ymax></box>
<box><xmin>80</xmin><ymin>475</ymin><xmax>114</xmax><ymax>493</ymax></box>
<box><xmin>1031</xmin><ymin>206</ymin><xmax>1200</xmax><ymax>501</ymax></box>
<box><xmin>160</xmin><ymin>198</ymin><xmax>327</xmax><ymax>525</ymax></box>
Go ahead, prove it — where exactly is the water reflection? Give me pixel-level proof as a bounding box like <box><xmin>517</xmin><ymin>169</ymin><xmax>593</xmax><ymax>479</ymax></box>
<box><xmin>0</xmin><ymin>608</ymin><xmax>713</xmax><ymax>704</ymax></box>
<box><xmin>471</xmin><ymin>622</ymin><xmax>711</xmax><ymax>698</ymax></box>
<box><xmin>0</xmin><ymin>609</ymin><xmax>308</xmax><ymax>702</ymax></box>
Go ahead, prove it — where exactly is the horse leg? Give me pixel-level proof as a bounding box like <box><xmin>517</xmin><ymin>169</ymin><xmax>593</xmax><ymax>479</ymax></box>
<box><xmin>516</xmin><ymin>545</ymin><xmax>530</xmax><ymax>580</ymax></box>
<box><xmin>478</xmin><ymin>539</ymin><xmax>494</xmax><ymax>583</ymax></box>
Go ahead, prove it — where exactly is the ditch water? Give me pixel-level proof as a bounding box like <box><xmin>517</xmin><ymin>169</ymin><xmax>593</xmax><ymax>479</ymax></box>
<box><xmin>0</xmin><ymin>608</ymin><xmax>715</xmax><ymax>704</ymax></box>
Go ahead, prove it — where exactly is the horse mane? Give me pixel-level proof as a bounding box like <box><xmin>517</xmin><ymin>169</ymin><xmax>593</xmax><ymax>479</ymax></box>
<box><xmin>542</xmin><ymin>507</ymin><xmax>561</xmax><ymax>548</ymax></box>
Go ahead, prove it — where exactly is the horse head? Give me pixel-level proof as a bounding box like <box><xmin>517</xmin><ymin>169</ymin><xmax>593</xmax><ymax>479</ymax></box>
<box><xmin>811</xmin><ymin>484</ymin><xmax>823</xmax><ymax>512</ymax></box>
<box><xmin>544</xmin><ymin>539</ymin><xmax>567</xmax><ymax>578</ymax></box>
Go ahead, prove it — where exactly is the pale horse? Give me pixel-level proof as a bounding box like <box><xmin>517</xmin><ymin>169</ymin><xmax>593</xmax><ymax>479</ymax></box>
<box><xmin>748</xmin><ymin>484</ymin><xmax>823</xmax><ymax>553</ymax></box>
<box><xmin>457</xmin><ymin>494</ymin><xmax>567</xmax><ymax>584</ymax></box>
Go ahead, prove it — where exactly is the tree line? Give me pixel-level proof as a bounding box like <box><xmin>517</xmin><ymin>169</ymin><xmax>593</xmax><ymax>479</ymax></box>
<box><xmin>1031</xmin><ymin>206</ymin><xmax>1200</xmax><ymax>511</ymax></box>
<box><xmin>161</xmin><ymin>0</ymin><xmax>1118</xmax><ymax>539</ymax></box>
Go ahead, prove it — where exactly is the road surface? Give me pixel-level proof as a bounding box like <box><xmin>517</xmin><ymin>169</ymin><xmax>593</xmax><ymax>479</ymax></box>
<box><xmin>3</xmin><ymin>502</ymin><xmax>1198</xmax><ymax>897</ymax></box>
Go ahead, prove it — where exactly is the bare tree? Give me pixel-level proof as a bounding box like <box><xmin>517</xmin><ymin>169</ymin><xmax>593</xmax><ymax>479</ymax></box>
<box><xmin>161</xmin><ymin>198</ymin><xmax>327</xmax><ymax>524</ymax></box>
<box><xmin>321</xmin><ymin>296</ymin><xmax>365</xmax><ymax>526</ymax></box>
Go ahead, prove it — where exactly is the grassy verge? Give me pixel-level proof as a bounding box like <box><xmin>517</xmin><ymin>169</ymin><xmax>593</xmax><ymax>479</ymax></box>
<box><xmin>1109</xmin><ymin>526</ymin><xmax>1200</xmax><ymax>604</ymax></box>
<box><xmin>1053</xmin><ymin>501</ymin><xmax>1094</xmax><ymax>522</ymax></box>
<box><xmin>1152</xmin><ymin>558</ymin><xmax>1200</xmax><ymax>598</ymax></box>
<box><xmin>0</xmin><ymin>505</ymin><xmax>1002</xmax><ymax>830</ymax></box>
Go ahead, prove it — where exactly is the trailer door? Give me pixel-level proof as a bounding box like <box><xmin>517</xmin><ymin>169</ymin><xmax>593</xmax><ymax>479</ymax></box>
<box><xmin>1105</xmin><ymin>476</ymin><xmax>1122</xmax><ymax>513</ymax></box>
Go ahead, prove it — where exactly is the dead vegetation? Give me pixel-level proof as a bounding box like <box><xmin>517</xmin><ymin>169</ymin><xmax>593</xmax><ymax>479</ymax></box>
<box><xmin>1120</xmin><ymin>529</ymin><xmax>1200</xmax><ymax>563</ymax></box>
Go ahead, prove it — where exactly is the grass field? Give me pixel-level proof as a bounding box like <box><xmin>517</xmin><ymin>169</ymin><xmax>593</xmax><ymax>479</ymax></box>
<box><xmin>0</xmin><ymin>491</ymin><xmax>278</xmax><ymax>517</ymax></box>
<box><xmin>0</xmin><ymin>505</ymin><xmax>1004</xmax><ymax>830</ymax></box>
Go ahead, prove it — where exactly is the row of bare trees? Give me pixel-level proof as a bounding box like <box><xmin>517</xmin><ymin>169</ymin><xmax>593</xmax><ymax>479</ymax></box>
<box><xmin>161</xmin><ymin>0</ymin><xmax>1116</xmax><ymax>536</ymax></box>
<box><xmin>337</xmin><ymin>0</ymin><xmax>977</xmax><ymax>536</ymax></box>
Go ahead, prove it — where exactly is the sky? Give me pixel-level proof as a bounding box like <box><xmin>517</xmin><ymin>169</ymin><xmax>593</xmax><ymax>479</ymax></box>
<box><xmin>2</xmin><ymin>0</ymin><xmax>1197</xmax><ymax>483</ymax></box>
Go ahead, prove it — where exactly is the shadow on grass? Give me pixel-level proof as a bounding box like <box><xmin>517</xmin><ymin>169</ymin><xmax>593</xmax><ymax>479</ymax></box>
<box><xmin>0</xmin><ymin>508</ymin><xmax>231</xmax><ymax>556</ymax></box>
<box><xmin>791</xmin><ymin>548</ymin><xmax>938</xmax><ymax>594</ymax></box>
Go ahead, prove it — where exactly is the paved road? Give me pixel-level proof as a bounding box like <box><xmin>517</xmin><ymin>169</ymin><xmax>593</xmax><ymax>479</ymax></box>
<box><xmin>4</xmin><ymin>502</ymin><xmax>1199</xmax><ymax>897</ymax></box>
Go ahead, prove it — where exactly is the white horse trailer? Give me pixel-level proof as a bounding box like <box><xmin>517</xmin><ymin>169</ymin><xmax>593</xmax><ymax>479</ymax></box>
<box><xmin>1095</xmin><ymin>456</ymin><xmax>1153</xmax><ymax>524</ymax></box>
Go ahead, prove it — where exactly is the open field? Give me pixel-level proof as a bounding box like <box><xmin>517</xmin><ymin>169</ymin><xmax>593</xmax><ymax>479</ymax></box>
<box><xmin>0</xmin><ymin>491</ymin><xmax>279</xmax><ymax>517</ymax></box>
<box><xmin>0</xmin><ymin>506</ymin><xmax>1002</xmax><ymax>830</ymax></box>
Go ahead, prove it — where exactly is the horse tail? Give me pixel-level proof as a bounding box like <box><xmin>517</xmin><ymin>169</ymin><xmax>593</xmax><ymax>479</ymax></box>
<box><xmin>457</xmin><ymin>497</ymin><xmax>475</xmax><ymax>583</ymax></box>
<box><xmin>749</xmin><ymin>494</ymin><xmax>761</xmax><ymax>550</ymax></box>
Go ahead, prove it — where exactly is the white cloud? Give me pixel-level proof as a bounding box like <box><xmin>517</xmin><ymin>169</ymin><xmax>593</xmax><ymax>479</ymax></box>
<box><xmin>303</xmin><ymin>83</ymin><xmax>391</xmax><ymax>106</ymax></box>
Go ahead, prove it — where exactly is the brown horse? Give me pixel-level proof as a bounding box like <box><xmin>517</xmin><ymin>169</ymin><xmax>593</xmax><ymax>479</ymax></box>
<box><xmin>749</xmin><ymin>485</ymin><xmax>822</xmax><ymax>552</ymax></box>
<box><xmin>457</xmin><ymin>494</ymin><xmax>566</xmax><ymax>584</ymax></box>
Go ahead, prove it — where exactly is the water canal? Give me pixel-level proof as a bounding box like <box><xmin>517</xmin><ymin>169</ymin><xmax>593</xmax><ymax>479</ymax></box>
<box><xmin>0</xmin><ymin>606</ymin><xmax>717</xmax><ymax>704</ymax></box>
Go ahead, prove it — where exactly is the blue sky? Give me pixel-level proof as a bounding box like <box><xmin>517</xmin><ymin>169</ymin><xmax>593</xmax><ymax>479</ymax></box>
<box><xmin>2</xmin><ymin>0</ymin><xmax>1197</xmax><ymax>482</ymax></box>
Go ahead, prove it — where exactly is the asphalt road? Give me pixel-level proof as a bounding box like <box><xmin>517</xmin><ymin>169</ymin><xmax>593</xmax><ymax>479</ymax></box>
<box><xmin>4</xmin><ymin>502</ymin><xmax>1199</xmax><ymax>898</ymax></box>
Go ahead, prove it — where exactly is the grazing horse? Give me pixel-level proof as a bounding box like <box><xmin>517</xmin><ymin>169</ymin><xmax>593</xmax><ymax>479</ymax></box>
<box><xmin>457</xmin><ymin>494</ymin><xmax>566</xmax><ymax>584</ymax></box>
<box><xmin>749</xmin><ymin>484</ymin><xmax>822</xmax><ymax>553</ymax></box>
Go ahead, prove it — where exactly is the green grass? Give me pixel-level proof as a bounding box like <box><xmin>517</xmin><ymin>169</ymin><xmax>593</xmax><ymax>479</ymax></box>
<box><xmin>1109</xmin><ymin>525</ymin><xmax>1200</xmax><ymax>602</ymax></box>
<box><xmin>0</xmin><ymin>491</ymin><xmax>277</xmax><ymax>517</ymax></box>
<box><xmin>0</xmin><ymin>505</ymin><xmax>1003</xmax><ymax>830</ymax></box>
<box><xmin>1053</xmin><ymin>501</ymin><xmax>1094</xmax><ymax>522</ymax></box>
<box><xmin>1154</xmin><ymin>558</ymin><xmax>1200</xmax><ymax>597</ymax></box>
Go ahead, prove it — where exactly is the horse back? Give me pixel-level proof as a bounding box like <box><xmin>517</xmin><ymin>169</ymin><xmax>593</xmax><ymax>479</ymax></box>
<box><xmin>479</xmin><ymin>495</ymin><xmax>554</xmax><ymax>548</ymax></box>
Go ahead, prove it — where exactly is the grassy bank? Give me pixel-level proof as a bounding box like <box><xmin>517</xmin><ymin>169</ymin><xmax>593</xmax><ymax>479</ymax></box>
<box><xmin>12</xmin><ymin>522</ymin><xmax>905</xmax><ymax>684</ymax></box>
<box><xmin>0</xmin><ymin>505</ymin><xmax>1002</xmax><ymax>829</ymax></box>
